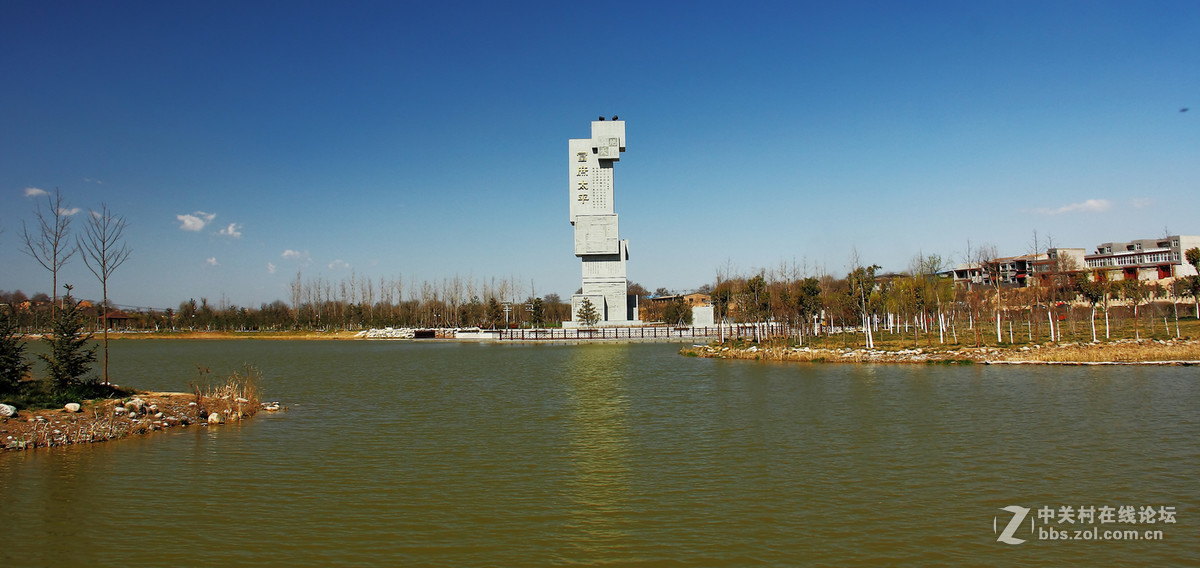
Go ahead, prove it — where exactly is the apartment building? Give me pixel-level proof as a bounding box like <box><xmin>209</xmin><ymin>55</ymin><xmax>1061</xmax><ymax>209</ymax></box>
<box><xmin>1084</xmin><ymin>235</ymin><xmax>1200</xmax><ymax>281</ymax></box>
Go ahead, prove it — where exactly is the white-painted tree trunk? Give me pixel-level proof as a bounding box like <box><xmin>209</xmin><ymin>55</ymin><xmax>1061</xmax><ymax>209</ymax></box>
<box><xmin>863</xmin><ymin>312</ymin><xmax>874</xmax><ymax>349</ymax></box>
<box><xmin>938</xmin><ymin>311</ymin><xmax>945</xmax><ymax>344</ymax></box>
<box><xmin>1090</xmin><ymin>306</ymin><xmax>1097</xmax><ymax>342</ymax></box>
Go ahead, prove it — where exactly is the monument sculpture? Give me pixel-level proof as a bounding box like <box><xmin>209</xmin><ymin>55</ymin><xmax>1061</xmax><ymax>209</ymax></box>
<box><xmin>568</xmin><ymin>117</ymin><xmax>638</xmax><ymax>327</ymax></box>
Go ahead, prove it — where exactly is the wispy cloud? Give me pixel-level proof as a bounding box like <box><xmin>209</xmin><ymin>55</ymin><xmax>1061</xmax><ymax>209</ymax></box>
<box><xmin>1034</xmin><ymin>199</ymin><xmax>1112</xmax><ymax>215</ymax></box>
<box><xmin>1131</xmin><ymin>197</ymin><xmax>1154</xmax><ymax>209</ymax></box>
<box><xmin>206</xmin><ymin>257</ymin><xmax>219</xmax><ymax>266</ymax></box>
<box><xmin>83</xmin><ymin>177</ymin><xmax>104</xmax><ymax>185</ymax></box>
<box><xmin>281</xmin><ymin>249</ymin><xmax>311</xmax><ymax>263</ymax></box>
<box><xmin>267</xmin><ymin>262</ymin><xmax>277</xmax><ymax>274</ymax></box>
<box><xmin>218</xmin><ymin>223</ymin><xmax>243</xmax><ymax>238</ymax></box>
<box><xmin>178</xmin><ymin>211</ymin><xmax>216</xmax><ymax>231</ymax></box>
<box><xmin>24</xmin><ymin>187</ymin><xmax>49</xmax><ymax>198</ymax></box>
<box><xmin>328</xmin><ymin>259</ymin><xmax>350</xmax><ymax>270</ymax></box>
<box><xmin>58</xmin><ymin>207</ymin><xmax>82</xmax><ymax>216</ymax></box>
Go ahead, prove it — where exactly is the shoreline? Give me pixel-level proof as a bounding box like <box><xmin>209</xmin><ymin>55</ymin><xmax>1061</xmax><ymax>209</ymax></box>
<box><xmin>682</xmin><ymin>338</ymin><xmax>1200</xmax><ymax>366</ymax></box>
<box><xmin>2</xmin><ymin>391</ymin><xmax>277</xmax><ymax>452</ymax></box>
<box><xmin>26</xmin><ymin>329</ymin><xmax>1200</xmax><ymax>364</ymax></box>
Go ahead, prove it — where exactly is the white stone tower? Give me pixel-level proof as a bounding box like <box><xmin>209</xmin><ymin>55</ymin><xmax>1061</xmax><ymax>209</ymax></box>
<box><xmin>568</xmin><ymin>118</ymin><xmax>638</xmax><ymax>326</ymax></box>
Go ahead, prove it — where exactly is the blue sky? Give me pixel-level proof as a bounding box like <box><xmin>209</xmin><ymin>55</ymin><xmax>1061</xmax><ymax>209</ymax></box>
<box><xmin>2</xmin><ymin>1</ymin><xmax>1197</xmax><ymax>309</ymax></box>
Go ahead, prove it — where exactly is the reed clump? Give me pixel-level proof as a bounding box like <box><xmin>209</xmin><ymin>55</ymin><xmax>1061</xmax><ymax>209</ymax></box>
<box><xmin>192</xmin><ymin>364</ymin><xmax>262</xmax><ymax>421</ymax></box>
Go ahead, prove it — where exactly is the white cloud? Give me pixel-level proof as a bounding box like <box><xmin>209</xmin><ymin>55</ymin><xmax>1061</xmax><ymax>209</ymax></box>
<box><xmin>206</xmin><ymin>257</ymin><xmax>219</xmax><ymax>266</ymax></box>
<box><xmin>24</xmin><ymin>187</ymin><xmax>49</xmax><ymax>198</ymax></box>
<box><xmin>58</xmin><ymin>207</ymin><xmax>82</xmax><ymax>216</ymax></box>
<box><xmin>328</xmin><ymin>259</ymin><xmax>350</xmax><ymax>270</ymax></box>
<box><xmin>1131</xmin><ymin>197</ymin><xmax>1154</xmax><ymax>209</ymax></box>
<box><xmin>281</xmin><ymin>249</ymin><xmax>311</xmax><ymax>263</ymax></box>
<box><xmin>218</xmin><ymin>223</ymin><xmax>243</xmax><ymax>238</ymax></box>
<box><xmin>267</xmin><ymin>262</ymin><xmax>277</xmax><ymax>274</ymax></box>
<box><xmin>1034</xmin><ymin>199</ymin><xmax>1112</xmax><ymax>215</ymax></box>
<box><xmin>83</xmin><ymin>177</ymin><xmax>104</xmax><ymax>185</ymax></box>
<box><xmin>177</xmin><ymin>211</ymin><xmax>216</xmax><ymax>231</ymax></box>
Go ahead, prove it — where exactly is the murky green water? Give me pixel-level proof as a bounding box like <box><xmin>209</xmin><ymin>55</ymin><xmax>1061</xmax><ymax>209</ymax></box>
<box><xmin>2</xmin><ymin>340</ymin><xmax>1197</xmax><ymax>566</ymax></box>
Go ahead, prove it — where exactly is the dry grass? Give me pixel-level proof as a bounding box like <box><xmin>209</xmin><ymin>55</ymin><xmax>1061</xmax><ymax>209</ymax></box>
<box><xmin>192</xmin><ymin>365</ymin><xmax>262</xmax><ymax>421</ymax></box>
<box><xmin>999</xmin><ymin>339</ymin><xmax>1200</xmax><ymax>363</ymax></box>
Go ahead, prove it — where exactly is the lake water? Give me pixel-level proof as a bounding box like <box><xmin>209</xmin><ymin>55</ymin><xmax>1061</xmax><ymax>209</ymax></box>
<box><xmin>2</xmin><ymin>340</ymin><xmax>1198</xmax><ymax>566</ymax></box>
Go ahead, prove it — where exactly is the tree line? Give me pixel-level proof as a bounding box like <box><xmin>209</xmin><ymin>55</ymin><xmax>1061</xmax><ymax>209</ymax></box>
<box><xmin>6</xmin><ymin>189</ymin><xmax>1200</xmax><ymax>345</ymax></box>
<box><xmin>709</xmin><ymin>248</ymin><xmax>1200</xmax><ymax>347</ymax></box>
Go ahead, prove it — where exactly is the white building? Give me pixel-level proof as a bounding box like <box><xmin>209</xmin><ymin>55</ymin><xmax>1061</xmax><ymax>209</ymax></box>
<box><xmin>1084</xmin><ymin>235</ymin><xmax>1200</xmax><ymax>281</ymax></box>
<box><xmin>567</xmin><ymin>118</ymin><xmax>639</xmax><ymax>326</ymax></box>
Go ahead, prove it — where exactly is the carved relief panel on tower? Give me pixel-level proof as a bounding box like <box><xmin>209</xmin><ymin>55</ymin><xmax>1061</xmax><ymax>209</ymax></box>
<box><xmin>574</xmin><ymin>214</ymin><xmax>620</xmax><ymax>256</ymax></box>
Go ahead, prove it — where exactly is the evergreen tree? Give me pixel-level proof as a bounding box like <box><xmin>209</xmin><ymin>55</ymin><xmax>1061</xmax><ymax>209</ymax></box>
<box><xmin>0</xmin><ymin>307</ymin><xmax>31</xmax><ymax>396</ymax></box>
<box><xmin>528</xmin><ymin>297</ymin><xmax>545</xmax><ymax>328</ymax></box>
<box><xmin>663</xmin><ymin>297</ymin><xmax>693</xmax><ymax>326</ymax></box>
<box><xmin>576</xmin><ymin>297</ymin><xmax>600</xmax><ymax>327</ymax></box>
<box><xmin>485</xmin><ymin>298</ymin><xmax>503</xmax><ymax>329</ymax></box>
<box><xmin>39</xmin><ymin>287</ymin><xmax>97</xmax><ymax>391</ymax></box>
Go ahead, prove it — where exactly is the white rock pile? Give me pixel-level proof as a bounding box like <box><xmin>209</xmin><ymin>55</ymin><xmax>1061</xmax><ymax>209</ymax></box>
<box><xmin>359</xmin><ymin>327</ymin><xmax>416</xmax><ymax>339</ymax></box>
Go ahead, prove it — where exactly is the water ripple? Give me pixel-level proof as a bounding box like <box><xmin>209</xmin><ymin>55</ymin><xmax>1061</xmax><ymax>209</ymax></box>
<box><xmin>2</xmin><ymin>342</ymin><xmax>1197</xmax><ymax>566</ymax></box>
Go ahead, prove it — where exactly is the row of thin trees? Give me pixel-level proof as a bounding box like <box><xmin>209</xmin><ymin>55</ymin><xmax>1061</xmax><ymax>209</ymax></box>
<box><xmin>164</xmin><ymin>276</ymin><xmax>574</xmax><ymax>332</ymax></box>
<box><xmin>711</xmin><ymin>250</ymin><xmax>1200</xmax><ymax>347</ymax></box>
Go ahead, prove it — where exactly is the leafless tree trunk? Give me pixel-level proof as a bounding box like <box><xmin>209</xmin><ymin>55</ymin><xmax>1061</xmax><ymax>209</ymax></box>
<box><xmin>290</xmin><ymin>270</ymin><xmax>303</xmax><ymax>327</ymax></box>
<box><xmin>79</xmin><ymin>203</ymin><xmax>131</xmax><ymax>385</ymax></box>
<box><xmin>22</xmin><ymin>188</ymin><xmax>78</xmax><ymax>317</ymax></box>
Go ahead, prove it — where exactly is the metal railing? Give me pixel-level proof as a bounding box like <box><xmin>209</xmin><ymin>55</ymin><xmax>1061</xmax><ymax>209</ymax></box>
<box><xmin>495</xmin><ymin>323</ymin><xmax>792</xmax><ymax>341</ymax></box>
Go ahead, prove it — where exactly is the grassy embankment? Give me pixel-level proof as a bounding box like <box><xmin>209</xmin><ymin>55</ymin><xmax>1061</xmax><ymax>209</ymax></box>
<box><xmin>683</xmin><ymin>317</ymin><xmax>1200</xmax><ymax>364</ymax></box>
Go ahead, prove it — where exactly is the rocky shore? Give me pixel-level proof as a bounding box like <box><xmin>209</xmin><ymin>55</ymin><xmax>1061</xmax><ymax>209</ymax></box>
<box><xmin>1</xmin><ymin>392</ymin><xmax>282</xmax><ymax>451</ymax></box>
<box><xmin>683</xmin><ymin>338</ymin><xmax>1200</xmax><ymax>366</ymax></box>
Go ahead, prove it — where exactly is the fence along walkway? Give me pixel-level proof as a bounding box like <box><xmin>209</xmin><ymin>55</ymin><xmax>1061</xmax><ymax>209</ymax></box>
<box><xmin>495</xmin><ymin>323</ymin><xmax>791</xmax><ymax>341</ymax></box>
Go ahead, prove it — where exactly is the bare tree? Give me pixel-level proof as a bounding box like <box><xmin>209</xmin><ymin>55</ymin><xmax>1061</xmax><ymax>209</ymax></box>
<box><xmin>973</xmin><ymin>244</ymin><xmax>1002</xmax><ymax>344</ymax></box>
<box><xmin>290</xmin><ymin>270</ymin><xmax>303</xmax><ymax>326</ymax></box>
<box><xmin>79</xmin><ymin>203</ymin><xmax>131</xmax><ymax>385</ymax></box>
<box><xmin>22</xmin><ymin>188</ymin><xmax>78</xmax><ymax>316</ymax></box>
